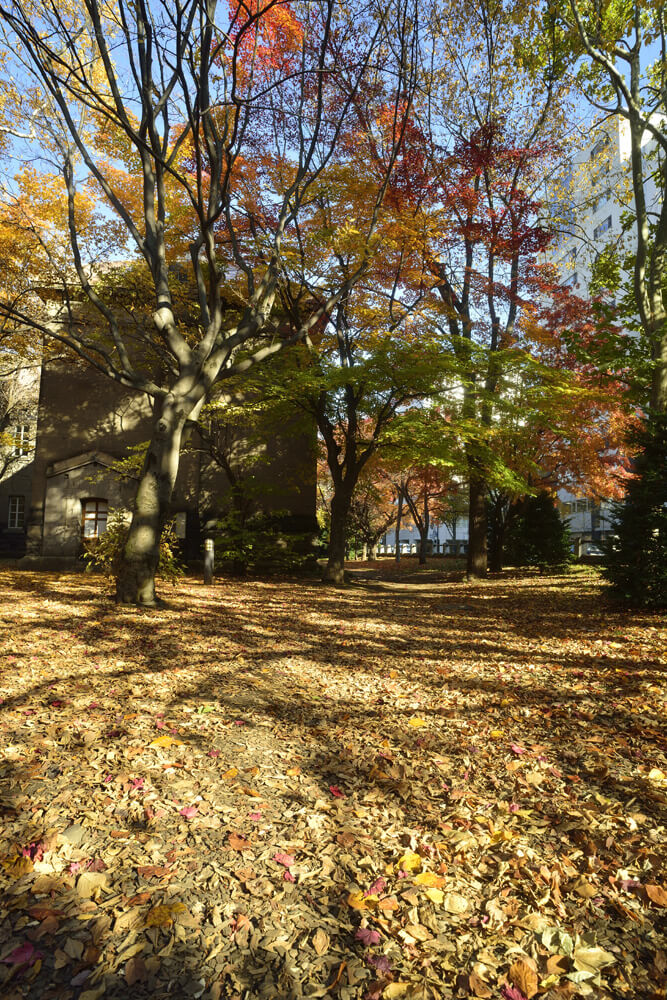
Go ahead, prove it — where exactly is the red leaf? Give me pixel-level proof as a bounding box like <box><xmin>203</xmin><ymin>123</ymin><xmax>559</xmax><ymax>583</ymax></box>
<box><xmin>329</xmin><ymin>784</ymin><xmax>345</xmax><ymax>798</ymax></box>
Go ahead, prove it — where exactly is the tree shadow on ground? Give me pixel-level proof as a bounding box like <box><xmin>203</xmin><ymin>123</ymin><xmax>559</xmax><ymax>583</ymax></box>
<box><xmin>1</xmin><ymin>569</ymin><xmax>665</xmax><ymax>999</ymax></box>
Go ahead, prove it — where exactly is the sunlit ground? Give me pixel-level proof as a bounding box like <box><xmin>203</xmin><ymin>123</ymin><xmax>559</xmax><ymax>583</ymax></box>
<box><xmin>0</xmin><ymin>567</ymin><xmax>665</xmax><ymax>999</ymax></box>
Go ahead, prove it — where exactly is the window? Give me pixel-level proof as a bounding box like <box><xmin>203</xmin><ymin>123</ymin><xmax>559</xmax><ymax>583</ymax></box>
<box><xmin>590</xmin><ymin>135</ymin><xmax>611</xmax><ymax>162</ymax></box>
<box><xmin>8</xmin><ymin>495</ymin><xmax>25</xmax><ymax>529</ymax></box>
<box><xmin>13</xmin><ymin>424</ymin><xmax>30</xmax><ymax>456</ymax></box>
<box><xmin>81</xmin><ymin>498</ymin><xmax>108</xmax><ymax>538</ymax></box>
<box><xmin>594</xmin><ymin>216</ymin><xmax>612</xmax><ymax>239</ymax></box>
<box><xmin>564</xmin><ymin>272</ymin><xmax>579</xmax><ymax>288</ymax></box>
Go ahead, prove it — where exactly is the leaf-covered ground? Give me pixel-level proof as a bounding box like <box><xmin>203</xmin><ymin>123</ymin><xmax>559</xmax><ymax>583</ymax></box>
<box><xmin>0</xmin><ymin>566</ymin><xmax>665</xmax><ymax>1000</ymax></box>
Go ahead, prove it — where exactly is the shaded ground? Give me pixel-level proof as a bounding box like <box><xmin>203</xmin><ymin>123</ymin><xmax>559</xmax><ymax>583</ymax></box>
<box><xmin>0</xmin><ymin>566</ymin><xmax>665</xmax><ymax>1000</ymax></box>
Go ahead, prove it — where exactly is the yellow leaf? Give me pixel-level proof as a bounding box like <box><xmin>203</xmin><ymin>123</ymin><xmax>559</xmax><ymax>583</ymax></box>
<box><xmin>489</xmin><ymin>730</ymin><xmax>504</xmax><ymax>739</ymax></box>
<box><xmin>145</xmin><ymin>902</ymin><xmax>186</xmax><ymax>927</ymax></box>
<box><xmin>648</xmin><ymin>768</ymin><xmax>667</xmax><ymax>785</ymax></box>
<box><xmin>424</xmin><ymin>887</ymin><xmax>444</xmax><ymax>904</ymax></box>
<box><xmin>414</xmin><ymin>871</ymin><xmax>446</xmax><ymax>888</ymax></box>
<box><xmin>2</xmin><ymin>854</ymin><xmax>34</xmax><ymax>876</ymax></box>
<box><xmin>149</xmin><ymin>735</ymin><xmax>184</xmax><ymax>749</ymax></box>
<box><xmin>408</xmin><ymin>718</ymin><xmax>426</xmax><ymax>728</ymax></box>
<box><xmin>397</xmin><ymin>851</ymin><xmax>422</xmax><ymax>872</ymax></box>
<box><xmin>490</xmin><ymin>828</ymin><xmax>514</xmax><ymax>843</ymax></box>
<box><xmin>346</xmin><ymin>890</ymin><xmax>368</xmax><ymax>910</ymax></box>
<box><xmin>222</xmin><ymin>767</ymin><xmax>238</xmax><ymax>780</ymax></box>
<box><xmin>286</xmin><ymin>767</ymin><xmax>301</xmax><ymax>776</ymax></box>
<box><xmin>384</xmin><ymin>983</ymin><xmax>410</xmax><ymax>998</ymax></box>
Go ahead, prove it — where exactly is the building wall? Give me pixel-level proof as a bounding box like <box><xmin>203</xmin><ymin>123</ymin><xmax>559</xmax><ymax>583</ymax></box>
<box><xmin>0</xmin><ymin>367</ymin><xmax>40</xmax><ymax>557</ymax></box>
<box><xmin>27</xmin><ymin>359</ymin><xmax>317</xmax><ymax>559</ymax></box>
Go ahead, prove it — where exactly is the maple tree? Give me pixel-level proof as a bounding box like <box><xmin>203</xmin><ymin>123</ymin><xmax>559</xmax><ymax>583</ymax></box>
<box><xmin>0</xmin><ymin>0</ymin><xmax>420</xmax><ymax>604</ymax></box>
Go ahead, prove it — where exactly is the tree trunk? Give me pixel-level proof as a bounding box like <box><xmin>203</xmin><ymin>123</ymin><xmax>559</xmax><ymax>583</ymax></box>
<box><xmin>394</xmin><ymin>492</ymin><xmax>403</xmax><ymax>562</ymax></box>
<box><xmin>323</xmin><ymin>490</ymin><xmax>352</xmax><ymax>583</ymax></box>
<box><xmin>487</xmin><ymin>494</ymin><xmax>508</xmax><ymax>573</ymax></box>
<box><xmin>115</xmin><ymin>397</ymin><xmax>187</xmax><ymax>605</ymax></box>
<box><xmin>467</xmin><ymin>475</ymin><xmax>487</xmax><ymax>579</ymax></box>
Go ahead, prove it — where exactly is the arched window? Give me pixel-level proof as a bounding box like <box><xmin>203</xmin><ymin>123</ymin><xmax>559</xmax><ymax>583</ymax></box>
<box><xmin>81</xmin><ymin>498</ymin><xmax>108</xmax><ymax>538</ymax></box>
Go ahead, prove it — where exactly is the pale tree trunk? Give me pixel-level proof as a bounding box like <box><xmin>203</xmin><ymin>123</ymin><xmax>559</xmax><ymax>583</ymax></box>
<box><xmin>394</xmin><ymin>492</ymin><xmax>403</xmax><ymax>562</ymax></box>
<box><xmin>418</xmin><ymin>490</ymin><xmax>430</xmax><ymax>566</ymax></box>
<box><xmin>115</xmin><ymin>396</ymin><xmax>188</xmax><ymax>605</ymax></box>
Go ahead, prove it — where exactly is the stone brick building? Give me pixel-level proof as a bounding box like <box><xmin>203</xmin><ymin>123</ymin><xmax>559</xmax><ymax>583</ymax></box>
<box><xmin>14</xmin><ymin>357</ymin><xmax>316</xmax><ymax>563</ymax></box>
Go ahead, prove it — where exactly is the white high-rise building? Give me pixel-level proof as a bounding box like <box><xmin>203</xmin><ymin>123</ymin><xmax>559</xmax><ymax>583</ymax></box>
<box><xmin>547</xmin><ymin>114</ymin><xmax>662</xmax><ymax>297</ymax></box>
<box><xmin>544</xmin><ymin>115</ymin><xmax>663</xmax><ymax>553</ymax></box>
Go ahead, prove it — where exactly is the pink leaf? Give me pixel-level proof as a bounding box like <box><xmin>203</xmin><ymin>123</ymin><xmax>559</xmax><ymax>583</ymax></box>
<box><xmin>509</xmin><ymin>802</ymin><xmax>519</xmax><ymax>813</ymax></box>
<box><xmin>329</xmin><ymin>784</ymin><xmax>345</xmax><ymax>798</ymax></box>
<box><xmin>130</xmin><ymin>777</ymin><xmax>144</xmax><ymax>789</ymax></box>
<box><xmin>249</xmin><ymin>811</ymin><xmax>262</xmax><ymax>821</ymax></box>
<box><xmin>283</xmin><ymin>870</ymin><xmax>296</xmax><ymax>882</ymax></box>
<box><xmin>355</xmin><ymin>927</ymin><xmax>381</xmax><ymax>946</ymax></box>
<box><xmin>510</xmin><ymin>743</ymin><xmax>526</xmax><ymax>755</ymax></box>
<box><xmin>273</xmin><ymin>852</ymin><xmax>295</xmax><ymax>867</ymax></box>
<box><xmin>207</xmin><ymin>749</ymin><xmax>221</xmax><ymax>758</ymax></box>
<box><xmin>502</xmin><ymin>986</ymin><xmax>528</xmax><ymax>1000</ymax></box>
<box><xmin>2</xmin><ymin>942</ymin><xmax>41</xmax><ymax>966</ymax></box>
<box><xmin>21</xmin><ymin>841</ymin><xmax>44</xmax><ymax>861</ymax></box>
<box><xmin>179</xmin><ymin>805</ymin><xmax>198</xmax><ymax>819</ymax></box>
<box><xmin>366</xmin><ymin>877</ymin><xmax>386</xmax><ymax>896</ymax></box>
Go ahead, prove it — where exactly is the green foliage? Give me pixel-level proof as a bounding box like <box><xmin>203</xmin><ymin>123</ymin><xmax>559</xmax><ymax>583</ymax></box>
<box><xmin>603</xmin><ymin>415</ymin><xmax>667</xmax><ymax>608</ymax></box>
<box><xmin>214</xmin><ymin>509</ymin><xmax>314</xmax><ymax>575</ymax></box>
<box><xmin>83</xmin><ymin>509</ymin><xmax>184</xmax><ymax>583</ymax></box>
<box><xmin>504</xmin><ymin>491</ymin><xmax>572</xmax><ymax>571</ymax></box>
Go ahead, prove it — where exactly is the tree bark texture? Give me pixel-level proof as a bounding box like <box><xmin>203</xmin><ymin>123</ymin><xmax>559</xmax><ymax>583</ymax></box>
<box><xmin>467</xmin><ymin>474</ymin><xmax>488</xmax><ymax>579</ymax></box>
<box><xmin>323</xmin><ymin>491</ymin><xmax>352</xmax><ymax>583</ymax></box>
<box><xmin>115</xmin><ymin>398</ymin><xmax>187</xmax><ymax>605</ymax></box>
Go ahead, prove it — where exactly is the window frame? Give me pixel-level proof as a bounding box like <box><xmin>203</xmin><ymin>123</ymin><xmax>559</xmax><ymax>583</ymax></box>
<box><xmin>8</xmin><ymin>495</ymin><xmax>25</xmax><ymax>529</ymax></box>
<box><xmin>81</xmin><ymin>497</ymin><xmax>109</xmax><ymax>539</ymax></box>
<box><xmin>13</xmin><ymin>424</ymin><xmax>30</xmax><ymax>457</ymax></box>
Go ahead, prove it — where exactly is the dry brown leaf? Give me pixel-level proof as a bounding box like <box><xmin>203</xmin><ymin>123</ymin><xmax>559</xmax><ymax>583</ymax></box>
<box><xmin>443</xmin><ymin>891</ymin><xmax>468</xmax><ymax>914</ymax></box>
<box><xmin>468</xmin><ymin>970</ymin><xmax>493</xmax><ymax>998</ymax></box>
<box><xmin>312</xmin><ymin>928</ymin><xmax>329</xmax><ymax>955</ymax></box>
<box><xmin>509</xmin><ymin>956</ymin><xmax>539</xmax><ymax>999</ymax></box>
<box><xmin>646</xmin><ymin>884</ymin><xmax>667</xmax><ymax>907</ymax></box>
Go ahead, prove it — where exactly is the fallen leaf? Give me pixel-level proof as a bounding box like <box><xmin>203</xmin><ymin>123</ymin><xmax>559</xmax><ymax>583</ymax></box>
<box><xmin>414</xmin><ymin>871</ymin><xmax>446</xmax><ymax>888</ymax></box>
<box><xmin>509</xmin><ymin>956</ymin><xmax>538</xmax><ymax>999</ymax></box>
<box><xmin>312</xmin><ymin>928</ymin><xmax>330</xmax><ymax>955</ymax></box>
<box><xmin>229</xmin><ymin>833</ymin><xmax>252</xmax><ymax>851</ymax></box>
<box><xmin>149</xmin><ymin>735</ymin><xmax>184</xmax><ymax>748</ymax></box>
<box><xmin>355</xmin><ymin>926</ymin><xmax>381</xmax><ymax>946</ymax></box>
<box><xmin>443</xmin><ymin>891</ymin><xmax>468</xmax><ymax>913</ymax></box>
<box><xmin>646</xmin><ymin>884</ymin><xmax>667</xmax><ymax>907</ymax></box>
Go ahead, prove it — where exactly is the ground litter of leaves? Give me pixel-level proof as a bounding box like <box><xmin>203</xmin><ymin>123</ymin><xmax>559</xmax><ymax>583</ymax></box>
<box><xmin>0</xmin><ymin>566</ymin><xmax>665</xmax><ymax>1000</ymax></box>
